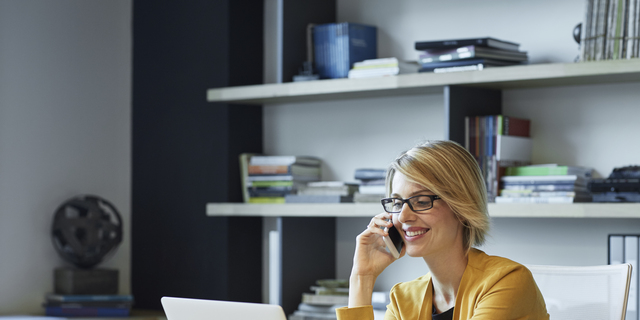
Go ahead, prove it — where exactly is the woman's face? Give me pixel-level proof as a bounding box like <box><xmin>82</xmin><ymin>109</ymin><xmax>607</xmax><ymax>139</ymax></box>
<box><xmin>390</xmin><ymin>172</ymin><xmax>464</xmax><ymax>258</ymax></box>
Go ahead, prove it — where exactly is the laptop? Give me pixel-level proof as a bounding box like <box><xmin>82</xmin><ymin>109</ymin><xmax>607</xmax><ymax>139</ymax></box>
<box><xmin>161</xmin><ymin>296</ymin><xmax>287</xmax><ymax>320</ymax></box>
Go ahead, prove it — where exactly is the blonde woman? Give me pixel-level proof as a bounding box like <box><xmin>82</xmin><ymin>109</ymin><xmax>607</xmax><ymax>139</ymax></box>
<box><xmin>337</xmin><ymin>140</ymin><xmax>548</xmax><ymax>320</ymax></box>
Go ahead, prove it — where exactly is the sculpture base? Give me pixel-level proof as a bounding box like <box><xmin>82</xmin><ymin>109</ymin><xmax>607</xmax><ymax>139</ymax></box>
<box><xmin>54</xmin><ymin>267</ymin><xmax>118</xmax><ymax>295</ymax></box>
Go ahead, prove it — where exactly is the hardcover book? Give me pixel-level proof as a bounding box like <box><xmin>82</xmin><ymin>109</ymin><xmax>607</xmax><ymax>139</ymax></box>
<box><xmin>314</xmin><ymin>22</ymin><xmax>377</xmax><ymax>79</ymax></box>
<box><xmin>414</xmin><ymin>37</ymin><xmax>520</xmax><ymax>52</ymax></box>
<box><xmin>418</xmin><ymin>58</ymin><xmax>520</xmax><ymax>73</ymax></box>
<box><xmin>418</xmin><ymin>45</ymin><xmax>528</xmax><ymax>64</ymax></box>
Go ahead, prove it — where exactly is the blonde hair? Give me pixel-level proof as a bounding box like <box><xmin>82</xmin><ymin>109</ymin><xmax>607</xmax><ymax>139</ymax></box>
<box><xmin>386</xmin><ymin>140</ymin><xmax>489</xmax><ymax>250</ymax></box>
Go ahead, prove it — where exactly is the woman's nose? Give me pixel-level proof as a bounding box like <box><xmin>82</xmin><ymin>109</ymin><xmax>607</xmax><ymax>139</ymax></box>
<box><xmin>397</xmin><ymin>202</ymin><xmax>416</xmax><ymax>224</ymax></box>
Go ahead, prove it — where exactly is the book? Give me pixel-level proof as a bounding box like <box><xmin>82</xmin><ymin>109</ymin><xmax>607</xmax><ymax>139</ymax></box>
<box><xmin>291</xmin><ymin>310</ymin><xmax>338</xmax><ymax>319</ymax></box>
<box><xmin>494</xmin><ymin>195</ymin><xmax>592</xmax><ymax>203</ymax></box>
<box><xmin>503</xmin><ymin>184</ymin><xmax>589</xmax><ymax>192</ymax></box>
<box><xmin>249</xmin><ymin>155</ymin><xmax>321</xmax><ymax>166</ymax></box>
<box><xmin>348</xmin><ymin>58</ymin><xmax>420</xmax><ymax>78</ymax></box>
<box><xmin>44</xmin><ymin>306</ymin><xmax>130</xmax><ymax>317</ymax></box>
<box><xmin>418</xmin><ymin>45</ymin><xmax>528</xmax><ymax>64</ymax></box>
<box><xmin>297</xmin><ymin>182</ymin><xmax>359</xmax><ymax>196</ymax></box>
<box><xmin>358</xmin><ymin>185</ymin><xmax>386</xmax><ymax>195</ymax></box>
<box><xmin>44</xmin><ymin>294</ymin><xmax>133</xmax><ymax>302</ymax></box>
<box><xmin>354</xmin><ymin>168</ymin><xmax>387</xmax><ymax>180</ymax></box>
<box><xmin>499</xmin><ymin>190</ymin><xmax>587</xmax><ymax>198</ymax></box>
<box><xmin>43</xmin><ymin>301</ymin><xmax>133</xmax><ymax>308</ymax></box>
<box><xmin>284</xmin><ymin>194</ymin><xmax>353</xmax><ymax>203</ymax></box>
<box><xmin>248</xmin><ymin>197</ymin><xmax>286</xmax><ymax>204</ymax></box>
<box><xmin>301</xmin><ymin>293</ymin><xmax>349</xmax><ymax>306</ymax></box>
<box><xmin>313</xmin><ymin>23</ymin><xmax>377</xmax><ymax>79</ymax></box>
<box><xmin>432</xmin><ymin>64</ymin><xmax>493</xmax><ymax>73</ymax></box>
<box><xmin>247</xmin><ymin>175</ymin><xmax>320</xmax><ymax>183</ymax></box>
<box><xmin>414</xmin><ymin>37</ymin><xmax>520</xmax><ymax>52</ymax></box>
<box><xmin>501</xmin><ymin>175</ymin><xmax>589</xmax><ymax>186</ymax></box>
<box><xmin>248</xmin><ymin>164</ymin><xmax>321</xmax><ymax>176</ymax></box>
<box><xmin>239</xmin><ymin>153</ymin><xmax>257</xmax><ymax>203</ymax></box>
<box><xmin>504</xmin><ymin>165</ymin><xmax>593</xmax><ymax>178</ymax></box>
<box><xmin>495</xmin><ymin>135</ymin><xmax>532</xmax><ymax>162</ymax></box>
<box><xmin>418</xmin><ymin>58</ymin><xmax>519</xmax><ymax>72</ymax></box>
<box><xmin>353</xmin><ymin>192</ymin><xmax>385</xmax><ymax>203</ymax></box>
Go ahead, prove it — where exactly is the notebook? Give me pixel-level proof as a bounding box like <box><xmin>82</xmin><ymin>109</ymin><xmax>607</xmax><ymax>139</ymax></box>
<box><xmin>161</xmin><ymin>296</ymin><xmax>287</xmax><ymax>320</ymax></box>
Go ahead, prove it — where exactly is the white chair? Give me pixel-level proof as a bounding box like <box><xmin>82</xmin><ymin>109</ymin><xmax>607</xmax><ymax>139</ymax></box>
<box><xmin>526</xmin><ymin>264</ymin><xmax>632</xmax><ymax>320</ymax></box>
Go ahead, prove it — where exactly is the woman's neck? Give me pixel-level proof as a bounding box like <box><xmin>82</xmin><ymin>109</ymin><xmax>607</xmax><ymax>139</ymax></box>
<box><xmin>424</xmin><ymin>246</ymin><xmax>469</xmax><ymax>313</ymax></box>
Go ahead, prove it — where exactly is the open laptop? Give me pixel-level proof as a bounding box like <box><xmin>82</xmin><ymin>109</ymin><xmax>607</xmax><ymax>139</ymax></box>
<box><xmin>161</xmin><ymin>296</ymin><xmax>287</xmax><ymax>320</ymax></box>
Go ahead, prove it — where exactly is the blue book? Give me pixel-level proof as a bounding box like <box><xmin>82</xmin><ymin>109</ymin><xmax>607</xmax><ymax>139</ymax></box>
<box><xmin>313</xmin><ymin>23</ymin><xmax>377</xmax><ymax>79</ymax></box>
<box><xmin>45</xmin><ymin>293</ymin><xmax>134</xmax><ymax>302</ymax></box>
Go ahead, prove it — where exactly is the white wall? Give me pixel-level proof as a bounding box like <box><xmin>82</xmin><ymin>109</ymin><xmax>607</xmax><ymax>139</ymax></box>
<box><xmin>0</xmin><ymin>1</ymin><xmax>131</xmax><ymax>314</ymax></box>
<box><xmin>261</xmin><ymin>0</ymin><xmax>640</xmax><ymax>294</ymax></box>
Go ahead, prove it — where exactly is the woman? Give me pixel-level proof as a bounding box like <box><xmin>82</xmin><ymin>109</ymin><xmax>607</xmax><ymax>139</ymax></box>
<box><xmin>336</xmin><ymin>140</ymin><xmax>548</xmax><ymax>320</ymax></box>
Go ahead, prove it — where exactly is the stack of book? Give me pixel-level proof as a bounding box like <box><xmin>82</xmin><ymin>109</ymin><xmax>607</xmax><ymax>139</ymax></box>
<box><xmin>347</xmin><ymin>57</ymin><xmax>419</xmax><ymax>79</ymax></box>
<box><xmin>43</xmin><ymin>293</ymin><xmax>134</xmax><ymax>317</ymax></box>
<box><xmin>465</xmin><ymin>115</ymin><xmax>533</xmax><ymax>202</ymax></box>
<box><xmin>289</xmin><ymin>279</ymin><xmax>348</xmax><ymax>320</ymax></box>
<box><xmin>353</xmin><ymin>168</ymin><xmax>387</xmax><ymax>203</ymax></box>
<box><xmin>496</xmin><ymin>165</ymin><xmax>594</xmax><ymax>203</ymax></box>
<box><xmin>285</xmin><ymin>181</ymin><xmax>358</xmax><ymax>203</ymax></box>
<box><xmin>313</xmin><ymin>22</ymin><xmax>377</xmax><ymax>79</ymax></box>
<box><xmin>415</xmin><ymin>37</ymin><xmax>528</xmax><ymax>73</ymax></box>
<box><xmin>580</xmin><ymin>0</ymin><xmax>640</xmax><ymax>61</ymax></box>
<box><xmin>240</xmin><ymin>154</ymin><xmax>321</xmax><ymax>203</ymax></box>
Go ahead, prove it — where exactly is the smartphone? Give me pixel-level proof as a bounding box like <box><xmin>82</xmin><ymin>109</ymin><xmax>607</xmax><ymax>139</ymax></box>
<box><xmin>382</xmin><ymin>223</ymin><xmax>403</xmax><ymax>259</ymax></box>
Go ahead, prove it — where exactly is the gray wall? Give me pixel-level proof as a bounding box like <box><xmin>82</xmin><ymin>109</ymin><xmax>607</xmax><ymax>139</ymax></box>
<box><xmin>0</xmin><ymin>1</ymin><xmax>132</xmax><ymax>314</ymax></box>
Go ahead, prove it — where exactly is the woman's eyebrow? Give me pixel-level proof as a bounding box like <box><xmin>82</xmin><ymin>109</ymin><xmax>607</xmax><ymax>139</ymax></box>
<box><xmin>391</xmin><ymin>190</ymin><xmax>432</xmax><ymax>198</ymax></box>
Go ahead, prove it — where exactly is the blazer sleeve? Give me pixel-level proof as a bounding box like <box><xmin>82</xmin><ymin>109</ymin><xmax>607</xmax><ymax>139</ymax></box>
<box><xmin>335</xmin><ymin>305</ymin><xmax>376</xmax><ymax>320</ymax></box>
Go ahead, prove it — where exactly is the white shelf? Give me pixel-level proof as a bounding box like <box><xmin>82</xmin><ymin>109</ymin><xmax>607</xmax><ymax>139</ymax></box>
<box><xmin>206</xmin><ymin>203</ymin><xmax>640</xmax><ymax>218</ymax></box>
<box><xmin>206</xmin><ymin>59</ymin><xmax>640</xmax><ymax>105</ymax></box>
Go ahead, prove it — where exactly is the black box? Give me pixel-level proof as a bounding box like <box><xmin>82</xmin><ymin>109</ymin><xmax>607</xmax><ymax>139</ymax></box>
<box><xmin>54</xmin><ymin>267</ymin><xmax>118</xmax><ymax>294</ymax></box>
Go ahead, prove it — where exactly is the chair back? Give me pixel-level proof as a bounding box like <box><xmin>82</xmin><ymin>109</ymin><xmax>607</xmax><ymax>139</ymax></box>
<box><xmin>526</xmin><ymin>263</ymin><xmax>632</xmax><ymax>320</ymax></box>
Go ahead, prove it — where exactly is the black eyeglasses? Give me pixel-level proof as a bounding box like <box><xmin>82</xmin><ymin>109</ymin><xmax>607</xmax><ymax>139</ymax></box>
<box><xmin>380</xmin><ymin>195</ymin><xmax>441</xmax><ymax>213</ymax></box>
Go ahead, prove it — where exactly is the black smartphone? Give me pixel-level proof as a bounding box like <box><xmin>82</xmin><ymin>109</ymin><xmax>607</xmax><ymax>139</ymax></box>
<box><xmin>382</xmin><ymin>224</ymin><xmax>403</xmax><ymax>259</ymax></box>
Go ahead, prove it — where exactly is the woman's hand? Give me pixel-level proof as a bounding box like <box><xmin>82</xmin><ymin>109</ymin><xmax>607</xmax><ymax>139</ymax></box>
<box><xmin>348</xmin><ymin>212</ymin><xmax>405</xmax><ymax>307</ymax></box>
<box><xmin>352</xmin><ymin>212</ymin><xmax>404</xmax><ymax>277</ymax></box>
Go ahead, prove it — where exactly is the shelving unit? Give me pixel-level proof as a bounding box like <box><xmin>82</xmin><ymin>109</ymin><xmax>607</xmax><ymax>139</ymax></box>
<box><xmin>206</xmin><ymin>58</ymin><xmax>640</xmax><ymax>221</ymax></box>
<box><xmin>206</xmin><ymin>58</ymin><xmax>640</xmax><ymax>315</ymax></box>
<box><xmin>207</xmin><ymin>59</ymin><xmax>640</xmax><ymax>104</ymax></box>
<box><xmin>206</xmin><ymin>203</ymin><xmax>640</xmax><ymax>218</ymax></box>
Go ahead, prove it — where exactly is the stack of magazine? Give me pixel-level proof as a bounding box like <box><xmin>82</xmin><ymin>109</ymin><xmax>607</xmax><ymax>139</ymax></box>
<box><xmin>415</xmin><ymin>37</ymin><xmax>528</xmax><ymax>73</ymax></box>
<box><xmin>496</xmin><ymin>165</ymin><xmax>594</xmax><ymax>203</ymax></box>
<box><xmin>288</xmin><ymin>279</ymin><xmax>348</xmax><ymax>320</ymax></box>
<box><xmin>43</xmin><ymin>293</ymin><xmax>133</xmax><ymax>317</ymax></box>
<box><xmin>353</xmin><ymin>168</ymin><xmax>387</xmax><ymax>203</ymax></box>
<box><xmin>240</xmin><ymin>154</ymin><xmax>321</xmax><ymax>203</ymax></box>
<box><xmin>286</xmin><ymin>181</ymin><xmax>358</xmax><ymax>203</ymax></box>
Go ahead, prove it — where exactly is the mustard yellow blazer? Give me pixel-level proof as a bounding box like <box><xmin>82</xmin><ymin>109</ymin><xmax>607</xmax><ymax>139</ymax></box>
<box><xmin>336</xmin><ymin>248</ymin><xmax>549</xmax><ymax>320</ymax></box>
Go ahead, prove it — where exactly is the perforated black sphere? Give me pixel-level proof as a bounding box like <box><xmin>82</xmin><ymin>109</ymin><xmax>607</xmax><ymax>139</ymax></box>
<box><xmin>51</xmin><ymin>195</ymin><xmax>123</xmax><ymax>269</ymax></box>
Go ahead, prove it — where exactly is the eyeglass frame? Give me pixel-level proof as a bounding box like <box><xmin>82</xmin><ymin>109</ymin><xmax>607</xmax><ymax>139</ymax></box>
<box><xmin>380</xmin><ymin>194</ymin><xmax>442</xmax><ymax>213</ymax></box>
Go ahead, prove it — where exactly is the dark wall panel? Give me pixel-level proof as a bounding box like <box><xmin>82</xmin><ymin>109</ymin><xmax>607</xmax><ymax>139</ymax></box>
<box><xmin>132</xmin><ymin>0</ymin><xmax>263</xmax><ymax>309</ymax></box>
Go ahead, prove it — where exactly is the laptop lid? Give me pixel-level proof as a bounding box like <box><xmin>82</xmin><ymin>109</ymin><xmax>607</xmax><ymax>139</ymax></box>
<box><xmin>161</xmin><ymin>296</ymin><xmax>287</xmax><ymax>320</ymax></box>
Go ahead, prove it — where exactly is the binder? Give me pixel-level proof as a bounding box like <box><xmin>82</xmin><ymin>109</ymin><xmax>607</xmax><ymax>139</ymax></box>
<box><xmin>609</xmin><ymin>234</ymin><xmax>639</xmax><ymax>320</ymax></box>
<box><xmin>625</xmin><ymin>236</ymin><xmax>639</xmax><ymax>320</ymax></box>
